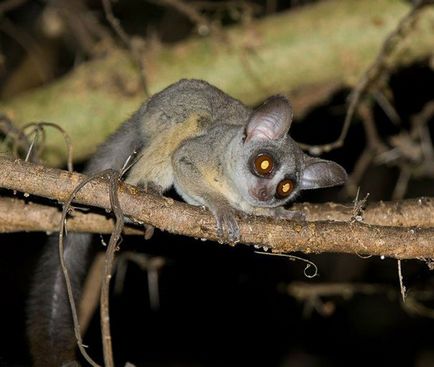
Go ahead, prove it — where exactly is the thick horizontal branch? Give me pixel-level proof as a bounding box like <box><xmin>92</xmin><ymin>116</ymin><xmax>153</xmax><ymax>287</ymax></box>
<box><xmin>2</xmin><ymin>194</ymin><xmax>434</xmax><ymax>234</ymax></box>
<box><xmin>293</xmin><ymin>199</ymin><xmax>434</xmax><ymax>228</ymax></box>
<box><xmin>0</xmin><ymin>197</ymin><xmax>144</xmax><ymax>235</ymax></box>
<box><xmin>1</xmin><ymin>0</ymin><xmax>433</xmax><ymax>166</ymax></box>
<box><xmin>1</xmin><ymin>157</ymin><xmax>434</xmax><ymax>259</ymax></box>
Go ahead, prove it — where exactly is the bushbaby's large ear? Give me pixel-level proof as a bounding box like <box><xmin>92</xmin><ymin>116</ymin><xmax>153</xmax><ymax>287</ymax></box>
<box><xmin>245</xmin><ymin>96</ymin><xmax>293</xmax><ymax>143</ymax></box>
<box><xmin>300</xmin><ymin>156</ymin><xmax>347</xmax><ymax>190</ymax></box>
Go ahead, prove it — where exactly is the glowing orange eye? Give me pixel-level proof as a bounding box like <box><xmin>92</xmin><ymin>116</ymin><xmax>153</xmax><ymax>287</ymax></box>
<box><xmin>276</xmin><ymin>179</ymin><xmax>294</xmax><ymax>198</ymax></box>
<box><xmin>253</xmin><ymin>154</ymin><xmax>274</xmax><ymax>176</ymax></box>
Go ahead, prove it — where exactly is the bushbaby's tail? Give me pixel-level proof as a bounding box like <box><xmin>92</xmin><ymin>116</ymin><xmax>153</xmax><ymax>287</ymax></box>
<box><xmin>27</xmin><ymin>110</ymin><xmax>145</xmax><ymax>366</ymax></box>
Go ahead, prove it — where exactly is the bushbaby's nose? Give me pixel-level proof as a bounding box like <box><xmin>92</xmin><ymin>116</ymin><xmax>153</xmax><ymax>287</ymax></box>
<box><xmin>258</xmin><ymin>188</ymin><xmax>269</xmax><ymax>200</ymax></box>
<box><xmin>250</xmin><ymin>187</ymin><xmax>271</xmax><ymax>202</ymax></box>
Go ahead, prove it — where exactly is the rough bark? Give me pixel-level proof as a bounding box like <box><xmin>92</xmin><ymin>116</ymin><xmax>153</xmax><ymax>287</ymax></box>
<box><xmin>2</xmin><ymin>196</ymin><xmax>434</xmax><ymax>234</ymax></box>
<box><xmin>0</xmin><ymin>197</ymin><xmax>144</xmax><ymax>234</ymax></box>
<box><xmin>1</xmin><ymin>157</ymin><xmax>434</xmax><ymax>259</ymax></box>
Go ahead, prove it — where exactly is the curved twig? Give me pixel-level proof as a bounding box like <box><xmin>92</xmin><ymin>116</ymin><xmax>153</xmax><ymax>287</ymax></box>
<box><xmin>20</xmin><ymin>122</ymin><xmax>74</xmax><ymax>171</ymax></box>
<box><xmin>298</xmin><ymin>1</ymin><xmax>432</xmax><ymax>155</ymax></box>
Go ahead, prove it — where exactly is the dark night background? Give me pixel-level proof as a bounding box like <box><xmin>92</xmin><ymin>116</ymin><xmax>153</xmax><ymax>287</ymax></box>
<box><xmin>1</xmin><ymin>1</ymin><xmax>434</xmax><ymax>366</ymax></box>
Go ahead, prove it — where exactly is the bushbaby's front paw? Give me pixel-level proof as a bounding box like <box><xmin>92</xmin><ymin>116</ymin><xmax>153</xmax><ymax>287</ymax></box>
<box><xmin>212</xmin><ymin>207</ymin><xmax>240</xmax><ymax>244</ymax></box>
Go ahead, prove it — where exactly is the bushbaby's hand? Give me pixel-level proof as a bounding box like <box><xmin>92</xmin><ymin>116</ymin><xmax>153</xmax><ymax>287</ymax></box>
<box><xmin>209</xmin><ymin>205</ymin><xmax>240</xmax><ymax>244</ymax></box>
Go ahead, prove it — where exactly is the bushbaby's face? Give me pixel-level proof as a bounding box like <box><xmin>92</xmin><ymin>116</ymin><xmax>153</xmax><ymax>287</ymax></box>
<box><xmin>228</xmin><ymin>94</ymin><xmax>346</xmax><ymax>209</ymax></box>
<box><xmin>231</xmin><ymin>136</ymin><xmax>302</xmax><ymax>208</ymax></box>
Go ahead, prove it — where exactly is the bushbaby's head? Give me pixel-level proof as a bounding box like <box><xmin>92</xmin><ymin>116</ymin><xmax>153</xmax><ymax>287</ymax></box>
<box><xmin>230</xmin><ymin>95</ymin><xmax>347</xmax><ymax>208</ymax></box>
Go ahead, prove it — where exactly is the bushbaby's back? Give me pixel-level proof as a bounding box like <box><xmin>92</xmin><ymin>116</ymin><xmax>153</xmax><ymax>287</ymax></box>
<box><xmin>140</xmin><ymin>79</ymin><xmax>251</xmax><ymax>135</ymax></box>
<box><xmin>126</xmin><ymin>79</ymin><xmax>251</xmax><ymax>187</ymax></box>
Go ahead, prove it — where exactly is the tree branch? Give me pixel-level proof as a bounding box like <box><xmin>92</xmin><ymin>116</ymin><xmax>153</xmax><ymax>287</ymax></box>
<box><xmin>1</xmin><ymin>0</ymin><xmax>433</xmax><ymax>166</ymax></box>
<box><xmin>1</xmin><ymin>157</ymin><xmax>434</xmax><ymax>259</ymax></box>
<box><xmin>0</xmin><ymin>196</ymin><xmax>144</xmax><ymax>234</ymax></box>
<box><xmin>292</xmin><ymin>199</ymin><xmax>434</xmax><ymax>229</ymax></box>
<box><xmin>2</xmin><ymin>194</ymin><xmax>434</xmax><ymax>234</ymax></box>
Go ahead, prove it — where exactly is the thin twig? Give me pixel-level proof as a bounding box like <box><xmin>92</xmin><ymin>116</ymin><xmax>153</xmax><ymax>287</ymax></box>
<box><xmin>101</xmin><ymin>0</ymin><xmax>149</xmax><ymax>96</ymax></box>
<box><xmin>404</xmin><ymin>289</ymin><xmax>434</xmax><ymax>319</ymax></box>
<box><xmin>351</xmin><ymin>188</ymin><xmax>369</xmax><ymax>223</ymax></box>
<box><xmin>255</xmin><ymin>251</ymin><xmax>318</xmax><ymax>278</ymax></box>
<box><xmin>0</xmin><ymin>114</ymin><xmax>31</xmax><ymax>157</ymax></box>
<box><xmin>344</xmin><ymin>103</ymin><xmax>387</xmax><ymax>196</ymax></box>
<box><xmin>59</xmin><ymin>172</ymin><xmax>115</xmax><ymax>367</ymax></box>
<box><xmin>20</xmin><ymin>122</ymin><xmax>74</xmax><ymax>171</ymax></box>
<box><xmin>344</xmin><ymin>148</ymin><xmax>375</xmax><ymax>197</ymax></box>
<box><xmin>392</xmin><ymin>166</ymin><xmax>411</xmax><ymax>200</ymax></box>
<box><xmin>287</xmin><ymin>281</ymin><xmax>434</xmax><ymax>319</ymax></box>
<box><xmin>397</xmin><ymin>259</ymin><xmax>407</xmax><ymax>302</ymax></box>
<box><xmin>15</xmin><ymin>124</ymin><xmax>46</xmax><ymax>164</ymax></box>
<box><xmin>152</xmin><ymin>0</ymin><xmax>214</xmax><ymax>35</ymax></box>
<box><xmin>113</xmin><ymin>253</ymin><xmax>165</xmax><ymax>310</ymax></box>
<box><xmin>60</xmin><ymin>169</ymin><xmax>122</xmax><ymax>366</ymax></box>
<box><xmin>79</xmin><ymin>253</ymin><xmax>106</xmax><ymax>334</ymax></box>
<box><xmin>372</xmin><ymin>89</ymin><xmax>401</xmax><ymax>125</ymax></box>
<box><xmin>298</xmin><ymin>1</ymin><xmax>432</xmax><ymax>155</ymax></box>
<box><xmin>100</xmin><ymin>170</ymin><xmax>123</xmax><ymax>367</ymax></box>
<box><xmin>101</xmin><ymin>0</ymin><xmax>132</xmax><ymax>47</ymax></box>
<box><xmin>411</xmin><ymin>101</ymin><xmax>434</xmax><ymax>175</ymax></box>
<box><xmin>358</xmin><ymin>103</ymin><xmax>386</xmax><ymax>150</ymax></box>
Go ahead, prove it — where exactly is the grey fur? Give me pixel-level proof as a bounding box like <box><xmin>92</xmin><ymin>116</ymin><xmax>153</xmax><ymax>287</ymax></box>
<box><xmin>27</xmin><ymin>79</ymin><xmax>347</xmax><ymax>366</ymax></box>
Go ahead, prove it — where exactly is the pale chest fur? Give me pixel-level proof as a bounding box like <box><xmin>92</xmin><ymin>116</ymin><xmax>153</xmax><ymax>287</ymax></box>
<box><xmin>125</xmin><ymin>114</ymin><xmax>203</xmax><ymax>189</ymax></box>
<box><xmin>200</xmin><ymin>165</ymin><xmax>256</xmax><ymax>213</ymax></box>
